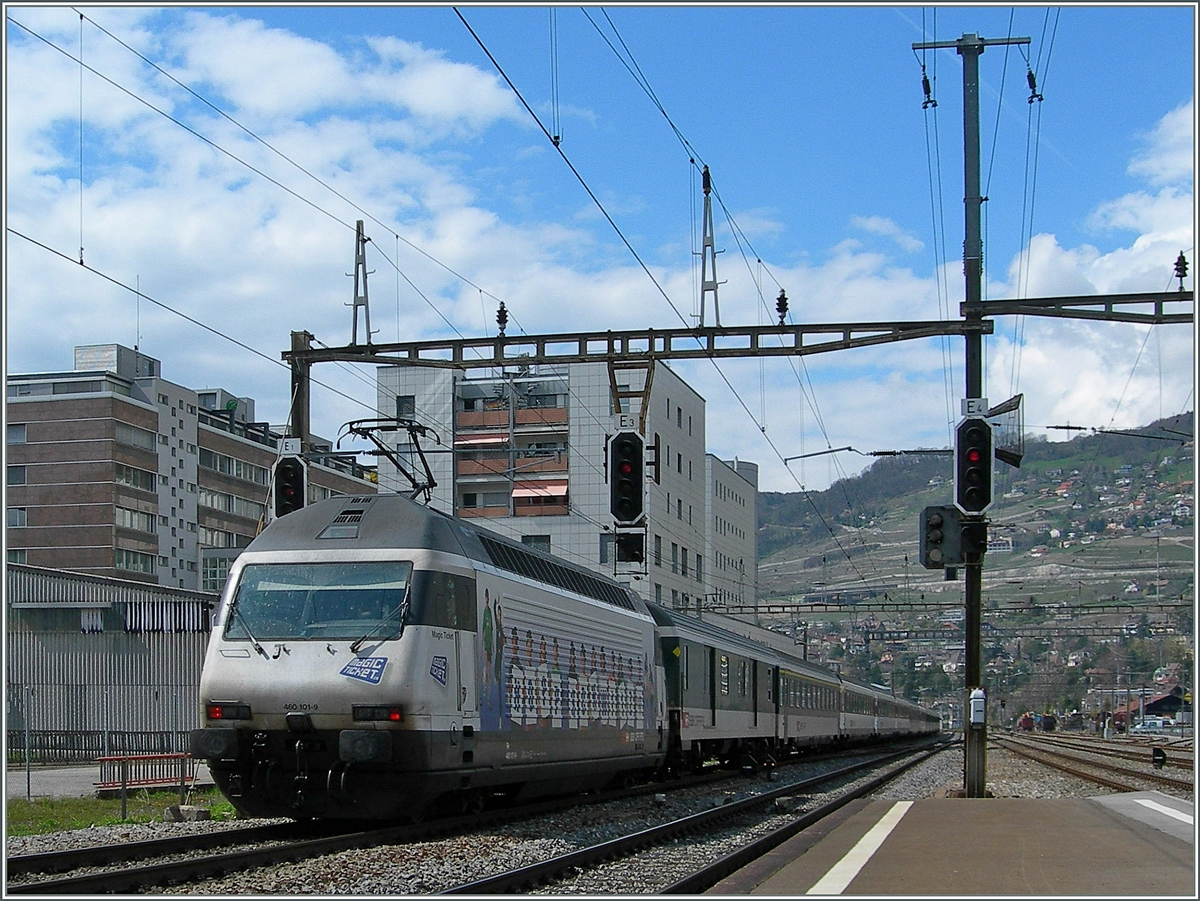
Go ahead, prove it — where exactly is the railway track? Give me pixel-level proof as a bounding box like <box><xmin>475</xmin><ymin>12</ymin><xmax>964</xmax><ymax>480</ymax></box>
<box><xmin>7</xmin><ymin>739</ymin><xmax>942</xmax><ymax>894</ymax></box>
<box><xmin>5</xmin><ymin>819</ymin><xmax>434</xmax><ymax>895</ymax></box>
<box><xmin>441</xmin><ymin>742</ymin><xmax>949</xmax><ymax>894</ymax></box>
<box><xmin>1012</xmin><ymin>732</ymin><xmax>1193</xmax><ymax>771</ymax></box>
<box><xmin>995</xmin><ymin>734</ymin><xmax>1193</xmax><ymax>795</ymax></box>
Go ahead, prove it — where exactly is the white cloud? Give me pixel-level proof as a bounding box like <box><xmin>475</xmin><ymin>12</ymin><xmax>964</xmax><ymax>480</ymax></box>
<box><xmin>851</xmin><ymin>215</ymin><xmax>925</xmax><ymax>253</ymax></box>
<box><xmin>1128</xmin><ymin>99</ymin><xmax>1195</xmax><ymax>188</ymax></box>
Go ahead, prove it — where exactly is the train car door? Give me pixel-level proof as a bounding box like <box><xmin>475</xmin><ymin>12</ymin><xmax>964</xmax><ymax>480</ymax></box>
<box><xmin>752</xmin><ymin>660</ymin><xmax>759</xmax><ymax>728</ymax></box>
<box><xmin>456</xmin><ymin>630</ymin><xmax>477</xmax><ymax>719</ymax></box>
<box><xmin>708</xmin><ymin>647</ymin><xmax>717</xmax><ymax>727</ymax></box>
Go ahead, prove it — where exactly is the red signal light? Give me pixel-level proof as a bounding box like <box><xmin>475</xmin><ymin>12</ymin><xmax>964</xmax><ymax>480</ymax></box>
<box><xmin>206</xmin><ymin>703</ymin><xmax>251</xmax><ymax>720</ymax></box>
<box><xmin>967</xmin><ymin>449</ymin><xmax>982</xmax><ymax>463</ymax></box>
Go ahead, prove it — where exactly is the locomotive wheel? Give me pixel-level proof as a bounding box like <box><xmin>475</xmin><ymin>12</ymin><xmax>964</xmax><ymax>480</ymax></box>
<box><xmin>460</xmin><ymin>790</ymin><xmax>486</xmax><ymax>816</ymax></box>
<box><xmin>405</xmin><ymin>803</ymin><xmax>428</xmax><ymax>825</ymax></box>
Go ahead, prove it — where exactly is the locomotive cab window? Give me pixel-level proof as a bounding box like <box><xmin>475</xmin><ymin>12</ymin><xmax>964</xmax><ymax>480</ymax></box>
<box><xmin>224</xmin><ymin>561</ymin><xmax>413</xmax><ymax>642</ymax></box>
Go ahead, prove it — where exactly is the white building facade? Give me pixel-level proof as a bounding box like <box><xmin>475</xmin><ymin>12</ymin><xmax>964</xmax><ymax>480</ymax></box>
<box><xmin>376</xmin><ymin>361</ymin><xmax>757</xmax><ymax>611</ymax></box>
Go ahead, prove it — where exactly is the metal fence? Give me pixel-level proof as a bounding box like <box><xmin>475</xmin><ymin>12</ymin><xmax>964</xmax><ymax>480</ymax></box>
<box><xmin>6</xmin><ymin>730</ymin><xmax>192</xmax><ymax>765</ymax></box>
<box><xmin>6</xmin><ymin>564</ymin><xmax>217</xmax><ymax>763</ymax></box>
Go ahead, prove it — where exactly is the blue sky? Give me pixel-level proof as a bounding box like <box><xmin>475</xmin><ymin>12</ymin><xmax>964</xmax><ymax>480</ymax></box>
<box><xmin>5</xmin><ymin>4</ymin><xmax>1195</xmax><ymax>493</ymax></box>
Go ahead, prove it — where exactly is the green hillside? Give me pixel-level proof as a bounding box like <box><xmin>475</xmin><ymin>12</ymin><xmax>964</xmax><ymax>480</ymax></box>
<box><xmin>751</xmin><ymin>413</ymin><xmax>1194</xmax><ymax>715</ymax></box>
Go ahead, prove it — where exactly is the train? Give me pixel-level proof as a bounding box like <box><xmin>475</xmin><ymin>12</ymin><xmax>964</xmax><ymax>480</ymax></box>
<box><xmin>189</xmin><ymin>493</ymin><xmax>939</xmax><ymax>820</ymax></box>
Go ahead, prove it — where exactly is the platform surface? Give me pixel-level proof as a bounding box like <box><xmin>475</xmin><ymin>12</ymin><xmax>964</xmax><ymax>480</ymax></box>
<box><xmin>711</xmin><ymin>791</ymin><xmax>1194</xmax><ymax>896</ymax></box>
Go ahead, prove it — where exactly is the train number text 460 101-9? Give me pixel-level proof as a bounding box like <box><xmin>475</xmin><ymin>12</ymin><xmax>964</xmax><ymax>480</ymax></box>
<box><xmin>283</xmin><ymin>703</ymin><xmax>318</xmax><ymax>712</ymax></box>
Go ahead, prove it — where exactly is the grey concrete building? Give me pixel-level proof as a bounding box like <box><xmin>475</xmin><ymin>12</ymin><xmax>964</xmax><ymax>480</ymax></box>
<box><xmin>6</xmin><ymin>344</ymin><xmax>376</xmax><ymax>590</ymax></box>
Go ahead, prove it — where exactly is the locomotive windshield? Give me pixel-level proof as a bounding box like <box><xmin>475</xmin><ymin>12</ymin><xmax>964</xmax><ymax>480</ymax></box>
<box><xmin>224</xmin><ymin>562</ymin><xmax>413</xmax><ymax>642</ymax></box>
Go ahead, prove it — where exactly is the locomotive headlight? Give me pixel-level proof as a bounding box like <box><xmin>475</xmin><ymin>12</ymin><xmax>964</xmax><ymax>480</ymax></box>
<box><xmin>206</xmin><ymin>703</ymin><xmax>252</xmax><ymax>720</ymax></box>
<box><xmin>190</xmin><ymin>728</ymin><xmax>239</xmax><ymax>760</ymax></box>
<box><xmin>352</xmin><ymin>704</ymin><xmax>404</xmax><ymax>722</ymax></box>
<box><xmin>340</xmin><ymin>729</ymin><xmax>392</xmax><ymax>763</ymax></box>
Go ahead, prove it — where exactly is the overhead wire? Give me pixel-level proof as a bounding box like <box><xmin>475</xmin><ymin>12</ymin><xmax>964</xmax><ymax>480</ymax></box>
<box><xmin>54</xmin><ymin>6</ymin><xmax>537</xmax><ymax>401</ymax></box>
<box><xmin>14</xmin><ymin>10</ymin><xmax>583</xmax><ymax>468</ymax></box>
<box><xmin>67</xmin><ymin>7</ymin><xmax>510</xmax><ymax>315</ymax></box>
<box><xmin>24</xmin><ymin>9</ymin><xmax>947</xmax><ymax>601</ymax></box>
<box><xmin>7</xmin><ymin>227</ymin><xmax>382</xmax><ymax>418</ymax></box>
<box><xmin>567</xmin><ymin>7</ymin><xmax>897</xmax><ymax>598</ymax></box>
<box><xmin>915</xmin><ymin>8</ymin><xmax>957</xmax><ymax>446</ymax></box>
<box><xmin>584</xmin><ymin>7</ymin><xmax>850</xmax><ymax>484</ymax></box>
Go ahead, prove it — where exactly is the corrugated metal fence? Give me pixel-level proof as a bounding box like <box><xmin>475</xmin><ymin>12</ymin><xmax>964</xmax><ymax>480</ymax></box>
<box><xmin>6</xmin><ymin>564</ymin><xmax>219</xmax><ymax>763</ymax></box>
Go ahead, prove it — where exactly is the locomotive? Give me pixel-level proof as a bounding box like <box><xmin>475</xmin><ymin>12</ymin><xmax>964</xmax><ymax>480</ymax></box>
<box><xmin>190</xmin><ymin>493</ymin><xmax>938</xmax><ymax>820</ymax></box>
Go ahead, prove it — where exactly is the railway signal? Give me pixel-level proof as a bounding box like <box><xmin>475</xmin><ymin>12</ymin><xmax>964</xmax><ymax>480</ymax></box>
<box><xmin>614</xmin><ymin>531</ymin><xmax>645</xmax><ymax>563</ymax></box>
<box><xmin>273</xmin><ymin>455</ymin><xmax>307</xmax><ymax>518</ymax></box>
<box><xmin>955</xmin><ymin>417</ymin><xmax>994</xmax><ymax>514</ymax></box>
<box><xmin>919</xmin><ymin>505</ymin><xmax>962</xmax><ymax>569</ymax></box>
<box><xmin>608</xmin><ymin>432</ymin><xmax>644</xmax><ymax>524</ymax></box>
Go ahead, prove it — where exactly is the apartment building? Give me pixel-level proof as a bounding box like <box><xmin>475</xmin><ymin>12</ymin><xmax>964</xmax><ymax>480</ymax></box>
<box><xmin>6</xmin><ymin>344</ymin><xmax>376</xmax><ymax>590</ymax></box>
<box><xmin>377</xmin><ymin>360</ymin><xmax>757</xmax><ymax>610</ymax></box>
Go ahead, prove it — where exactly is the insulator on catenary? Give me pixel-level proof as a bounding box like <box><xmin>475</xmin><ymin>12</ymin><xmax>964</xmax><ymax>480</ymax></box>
<box><xmin>1026</xmin><ymin>69</ymin><xmax>1043</xmax><ymax>103</ymax></box>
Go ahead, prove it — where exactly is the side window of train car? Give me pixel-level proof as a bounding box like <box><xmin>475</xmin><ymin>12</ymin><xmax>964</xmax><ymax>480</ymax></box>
<box><xmin>408</xmin><ymin>571</ymin><xmax>478</xmax><ymax>631</ymax></box>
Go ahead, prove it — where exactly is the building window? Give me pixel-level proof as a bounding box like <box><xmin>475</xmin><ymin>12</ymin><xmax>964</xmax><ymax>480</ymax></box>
<box><xmin>653</xmin><ymin>534</ymin><xmax>662</xmax><ymax>567</ymax></box>
<box><xmin>115</xmin><ymin>547</ymin><xmax>156</xmax><ymax>574</ymax></box>
<box><xmin>115</xmin><ymin>462</ymin><xmax>156</xmax><ymax>492</ymax></box>
<box><xmin>8</xmin><ymin>507</ymin><xmax>27</xmax><ymax>528</ymax></box>
<box><xmin>115</xmin><ymin>506</ymin><xmax>156</xmax><ymax>534</ymax></box>
<box><xmin>199</xmin><ymin>448</ymin><xmax>269</xmax><ymax>485</ymax></box>
<box><xmin>655</xmin><ymin>583</ymin><xmax>662</xmax><ymax>604</ymax></box>
<box><xmin>396</xmin><ymin>395</ymin><xmax>416</xmax><ymax>418</ymax></box>
<box><xmin>7</xmin><ymin>465</ymin><xmax>27</xmax><ymax>486</ymax></box>
<box><xmin>8</xmin><ymin>549</ymin><xmax>28</xmax><ymax>564</ymax></box>
<box><xmin>7</xmin><ymin>423</ymin><xmax>26</xmax><ymax>444</ymax></box>
<box><xmin>460</xmin><ymin>491</ymin><xmax>509</xmax><ymax>511</ymax></box>
<box><xmin>116</xmin><ymin>422</ymin><xmax>157</xmax><ymax>451</ymax></box>
<box><xmin>599</xmin><ymin>533</ymin><xmax>615</xmax><ymax>564</ymax></box>
<box><xmin>198</xmin><ymin>526</ymin><xmax>251</xmax><ymax>549</ymax></box>
<box><xmin>681</xmin><ymin>548</ymin><xmax>688</xmax><ymax>578</ymax></box>
<box><xmin>203</xmin><ymin>556</ymin><xmax>235</xmax><ymax>591</ymax></box>
<box><xmin>696</xmin><ymin>554</ymin><xmax>703</xmax><ymax>582</ymax></box>
<box><xmin>677</xmin><ymin>407</ymin><xmax>682</xmax><ymax>428</ymax></box>
<box><xmin>671</xmin><ymin>542</ymin><xmax>678</xmax><ymax>574</ymax></box>
<box><xmin>522</xmin><ymin>535</ymin><xmax>551</xmax><ymax>553</ymax></box>
<box><xmin>677</xmin><ymin>498</ymin><xmax>683</xmax><ymax>520</ymax></box>
<box><xmin>199</xmin><ymin>487</ymin><xmax>265</xmax><ymax>521</ymax></box>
